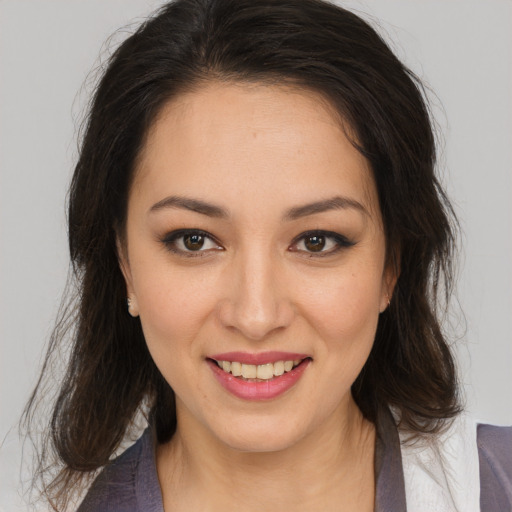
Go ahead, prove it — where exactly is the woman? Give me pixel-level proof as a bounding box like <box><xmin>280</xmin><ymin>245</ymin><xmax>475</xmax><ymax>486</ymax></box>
<box><xmin>23</xmin><ymin>0</ymin><xmax>511</xmax><ymax>510</ymax></box>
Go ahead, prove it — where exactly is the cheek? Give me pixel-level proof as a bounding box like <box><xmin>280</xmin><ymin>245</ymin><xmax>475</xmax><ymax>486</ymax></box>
<box><xmin>301</xmin><ymin>267</ymin><xmax>383</xmax><ymax>338</ymax></box>
<box><xmin>297</xmin><ymin>264</ymin><xmax>383</xmax><ymax>389</ymax></box>
<box><xmin>133</xmin><ymin>265</ymin><xmax>219</xmax><ymax>361</ymax></box>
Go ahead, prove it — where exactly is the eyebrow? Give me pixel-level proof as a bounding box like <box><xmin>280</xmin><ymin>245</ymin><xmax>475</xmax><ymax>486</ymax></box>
<box><xmin>149</xmin><ymin>194</ymin><xmax>367</xmax><ymax>220</ymax></box>
<box><xmin>149</xmin><ymin>196</ymin><xmax>229</xmax><ymax>218</ymax></box>
<box><xmin>283</xmin><ymin>196</ymin><xmax>368</xmax><ymax>220</ymax></box>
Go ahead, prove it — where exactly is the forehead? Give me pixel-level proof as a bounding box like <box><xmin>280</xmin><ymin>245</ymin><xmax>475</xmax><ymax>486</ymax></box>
<box><xmin>133</xmin><ymin>82</ymin><xmax>379</xmax><ymax>220</ymax></box>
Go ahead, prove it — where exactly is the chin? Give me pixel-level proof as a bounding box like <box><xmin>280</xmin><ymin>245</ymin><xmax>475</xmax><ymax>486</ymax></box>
<box><xmin>209</xmin><ymin>414</ymin><xmax>312</xmax><ymax>454</ymax></box>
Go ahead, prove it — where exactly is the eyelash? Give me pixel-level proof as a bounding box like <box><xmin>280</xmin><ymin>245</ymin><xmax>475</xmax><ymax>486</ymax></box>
<box><xmin>289</xmin><ymin>230</ymin><xmax>355</xmax><ymax>257</ymax></box>
<box><xmin>160</xmin><ymin>229</ymin><xmax>222</xmax><ymax>257</ymax></box>
<box><xmin>160</xmin><ymin>229</ymin><xmax>355</xmax><ymax>258</ymax></box>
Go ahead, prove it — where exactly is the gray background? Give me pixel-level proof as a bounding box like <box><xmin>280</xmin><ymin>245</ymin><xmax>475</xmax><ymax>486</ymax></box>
<box><xmin>1</xmin><ymin>0</ymin><xmax>511</xmax><ymax>509</ymax></box>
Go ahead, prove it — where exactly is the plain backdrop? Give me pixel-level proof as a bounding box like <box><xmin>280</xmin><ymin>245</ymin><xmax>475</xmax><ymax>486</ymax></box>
<box><xmin>1</xmin><ymin>0</ymin><xmax>511</xmax><ymax>509</ymax></box>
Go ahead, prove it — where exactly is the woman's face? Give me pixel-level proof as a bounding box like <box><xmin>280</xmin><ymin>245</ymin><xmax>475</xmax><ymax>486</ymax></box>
<box><xmin>120</xmin><ymin>82</ymin><xmax>394</xmax><ymax>452</ymax></box>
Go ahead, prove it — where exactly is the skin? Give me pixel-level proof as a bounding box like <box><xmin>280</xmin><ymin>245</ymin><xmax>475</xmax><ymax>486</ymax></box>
<box><xmin>119</xmin><ymin>82</ymin><xmax>396</xmax><ymax>511</ymax></box>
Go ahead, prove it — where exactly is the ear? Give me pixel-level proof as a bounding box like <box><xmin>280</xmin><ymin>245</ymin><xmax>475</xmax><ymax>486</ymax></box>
<box><xmin>116</xmin><ymin>236</ymin><xmax>139</xmax><ymax>317</ymax></box>
<box><xmin>379</xmin><ymin>252</ymin><xmax>400</xmax><ymax>313</ymax></box>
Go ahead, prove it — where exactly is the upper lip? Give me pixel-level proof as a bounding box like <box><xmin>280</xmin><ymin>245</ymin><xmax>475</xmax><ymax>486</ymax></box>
<box><xmin>208</xmin><ymin>351</ymin><xmax>310</xmax><ymax>365</ymax></box>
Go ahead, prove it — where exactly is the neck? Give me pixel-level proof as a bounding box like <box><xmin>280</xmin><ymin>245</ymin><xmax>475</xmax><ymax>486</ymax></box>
<box><xmin>156</xmin><ymin>398</ymin><xmax>376</xmax><ymax>512</ymax></box>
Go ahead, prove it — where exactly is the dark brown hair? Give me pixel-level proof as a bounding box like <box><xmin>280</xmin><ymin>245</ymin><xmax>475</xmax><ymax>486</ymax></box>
<box><xmin>24</xmin><ymin>0</ymin><xmax>460</xmax><ymax>507</ymax></box>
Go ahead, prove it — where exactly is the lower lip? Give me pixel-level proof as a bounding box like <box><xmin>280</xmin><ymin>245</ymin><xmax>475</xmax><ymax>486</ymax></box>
<box><xmin>207</xmin><ymin>358</ymin><xmax>311</xmax><ymax>401</ymax></box>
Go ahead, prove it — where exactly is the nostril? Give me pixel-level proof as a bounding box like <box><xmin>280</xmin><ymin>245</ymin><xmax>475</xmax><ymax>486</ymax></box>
<box><xmin>216</xmin><ymin>299</ymin><xmax>295</xmax><ymax>341</ymax></box>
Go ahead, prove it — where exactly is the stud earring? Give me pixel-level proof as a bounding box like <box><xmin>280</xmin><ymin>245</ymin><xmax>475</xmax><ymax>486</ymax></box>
<box><xmin>126</xmin><ymin>297</ymin><xmax>139</xmax><ymax>317</ymax></box>
<box><xmin>380</xmin><ymin>294</ymin><xmax>391</xmax><ymax>314</ymax></box>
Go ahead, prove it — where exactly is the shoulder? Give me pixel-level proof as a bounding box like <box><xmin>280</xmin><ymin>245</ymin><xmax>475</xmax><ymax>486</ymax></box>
<box><xmin>77</xmin><ymin>428</ymin><xmax>163</xmax><ymax>512</ymax></box>
<box><xmin>397</xmin><ymin>413</ymin><xmax>512</xmax><ymax>511</ymax></box>
<box><xmin>477</xmin><ymin>423</ymin><xmax>512</xmax><ymax>511</ymax></box>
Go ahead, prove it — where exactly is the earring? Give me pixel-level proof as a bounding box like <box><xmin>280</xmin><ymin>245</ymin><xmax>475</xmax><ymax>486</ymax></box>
<box><xmin>126</xmin><ymin>297</ymin><xmax>139</xmax><ymax>317</ymax></box>
<box><xmin>380</xmin><ymin>294</ymin><xmax>391</xmax><ymax>314</ymax></box>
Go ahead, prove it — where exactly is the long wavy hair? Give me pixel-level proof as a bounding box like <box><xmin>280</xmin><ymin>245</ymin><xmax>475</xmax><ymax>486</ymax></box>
<box><xmin>23</xmin><ymin>0</ymin><xmax>460</xmax><ymax>508</ymax></box>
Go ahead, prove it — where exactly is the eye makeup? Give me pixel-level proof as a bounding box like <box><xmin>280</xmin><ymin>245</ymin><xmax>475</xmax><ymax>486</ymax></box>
<box><xmin>160</xmin><ymin>229</ymin><xmax>223</xmax><ymax>257</ymax></box>
<box><xmin>159</xmin><ymin>227</ymin><xmax>356</xmax><ymax>259</ymax></box>
<box><xmin>289</xmin><ymin>229</ymin><xmax>356</xmax><ymax>257</ymax></box>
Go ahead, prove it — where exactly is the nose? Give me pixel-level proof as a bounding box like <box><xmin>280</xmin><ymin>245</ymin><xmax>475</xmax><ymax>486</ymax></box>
<box><xmin>216</xmin><ymin>250</ymin><xmax>295</xmax><ymax>341</ymax></box>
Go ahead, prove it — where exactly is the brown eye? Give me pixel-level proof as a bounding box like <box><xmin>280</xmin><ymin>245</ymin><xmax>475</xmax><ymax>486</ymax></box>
<box><xmin>183</xmin><ymin>233</ymin><xmax>205</xmax><ymax>251</ymax></box>
<box><xmin>304</xmin><ymin>235</ymin><xmax>326</xmax><ymax>252</ymax></box>
<box><xmin>162</xmin><ymin>229</ymin><xmax>223</xmax><ymax>256</ymax></box>
<box><xmin>290</xmin><ymin>230</ymin><xmax>355</xmax><ymax>256</ymax></box>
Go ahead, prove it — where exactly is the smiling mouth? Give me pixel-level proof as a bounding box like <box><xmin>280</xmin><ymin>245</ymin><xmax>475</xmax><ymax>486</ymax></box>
<box><xmin>211</xmin><ymin>358</ymin><xmax>308</xmax><ymax>381</ymax></box>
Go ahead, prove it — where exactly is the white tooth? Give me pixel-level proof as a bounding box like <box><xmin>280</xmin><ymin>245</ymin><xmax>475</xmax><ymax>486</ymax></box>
<box><xmin>257</xmin><ymin>363</ymin><xmax>274</xmax><ymax>380</ymax></box>
<box><xmin>274</xmin><ymin>361</ymin><xmax>285</xmax><ymax>376</ymax></box>
<box><xmin>231</xmin><ymin>361</ymin><xmax>242</xmax><ymax>376</ymax></box>
<box><xmin>293</xmin><ymin>359</ymin><xmax>301</xmax><ymax>366</ymax></box>
<box><xmin>284</xmin><ymin>360</ymin><xmax>293</xmax><ymax>372</ymax></box>
<box><xmin>242</xmin><ymin>364</ymin><xmax>257</xmax><ymax>379</ymax></box>
<box><xmin>221</xmin><ymin>361</ymin><xmax>231</xmax><ymax>372</ymax></box>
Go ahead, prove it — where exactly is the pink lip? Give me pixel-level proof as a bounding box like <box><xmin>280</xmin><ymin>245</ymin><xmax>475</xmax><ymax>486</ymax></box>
<box><xmin>209</xmin><ymin>351</ymin><xmax>309</xmax><ymax>365</ymax></box>
<box><xmin>207</xmin><ymin>357</ymin><xmax>311</xmax><ymax>401</ymax></box>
